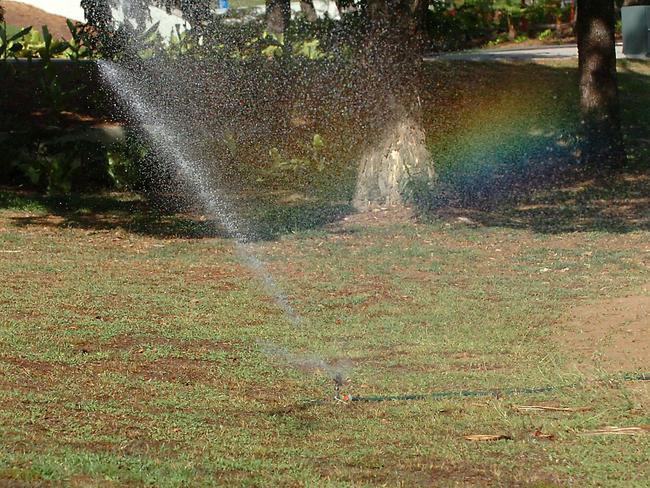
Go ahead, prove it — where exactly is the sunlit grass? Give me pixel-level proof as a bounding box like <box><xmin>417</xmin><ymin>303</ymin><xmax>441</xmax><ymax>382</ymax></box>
<box><xmin>0</xmin><ymin>60</ymin><xmax>649</xmax><ymax>486</ymax></box>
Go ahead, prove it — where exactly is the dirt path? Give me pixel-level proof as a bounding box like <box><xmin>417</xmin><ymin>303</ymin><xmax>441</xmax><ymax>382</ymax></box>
<box><xmin>559</xmin><ymin>288</ymin><xmax>650</xmax><ymax>373</ymax></box>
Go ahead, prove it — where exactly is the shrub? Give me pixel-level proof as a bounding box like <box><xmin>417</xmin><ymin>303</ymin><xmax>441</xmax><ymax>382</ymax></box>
<box><xmin>538</xmin><ymin>28</ymin><xmax>554</xmax><ymax>41</ymax></box>
<box><xmin>4</xmin><ymin>138</ymin><xmax>111</xmax><ymax>194</ymax></box>
<box><xmin>426</xmin><ymin>0</ymin><xmax>499</xmax><ymax>51</ymax></box>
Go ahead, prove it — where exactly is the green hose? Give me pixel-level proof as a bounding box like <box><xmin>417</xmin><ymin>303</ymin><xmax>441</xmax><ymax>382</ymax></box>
<box><xmin>314</xmin><ymin>371</ymin><xmax>650</xmax><ymax>405</ymax></box>
<box><xmin>349</xmin><ymin>384</ymin><xmax>557</xmax><ymax>403</ymax></box>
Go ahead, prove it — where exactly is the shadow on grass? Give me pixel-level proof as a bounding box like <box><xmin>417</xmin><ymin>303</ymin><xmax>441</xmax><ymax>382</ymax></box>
<box><xmin>432</xmin><ymin>167</ymin><xmax>650</xmax><ymax>234</ymax></box>
<box><xmin>418</xmin><ymin>59</ymin><xmax>650</xmax><ymax>234</ymax></box>
<box><xmin>3</xmin><ymin>61</ymin><xmax>648</xmax><ymax>238</ymax></box>
<box><xmin>0</xmin><ymin>189</ymin><xmax>353</xmax><ymax>240</ymax></box>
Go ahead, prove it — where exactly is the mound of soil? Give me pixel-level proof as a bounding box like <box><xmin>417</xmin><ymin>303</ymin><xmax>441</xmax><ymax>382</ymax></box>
<box><xmin>3</xmin><ymin>0</ymin><xmax>73</xmax><ymax>40</ymax></box>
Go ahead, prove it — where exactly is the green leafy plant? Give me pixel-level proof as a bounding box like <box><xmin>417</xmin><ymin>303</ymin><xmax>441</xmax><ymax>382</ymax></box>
<box><xmin>38</xmin><ymin>26</ymin><xmax>70</xmax><ymax>61</ymax></box>
<box><xmin>0</xmin><ymin>24</ymin><xmax>32</xmax><ymax>59</ymax></box>
<box><xmin>269</xmin><ymin>134</ymin><xmax>327</xmax><ymax>175</ymax></box>
<box><xmin>66</xmin><ymin>20</ymin><xmax>92</xmax><ymax>60</ymax></box>
<box><xmin>486</xmin><ymin>33</ymin><xmax>510</xmax><ymax>47</ymax></box>
<box><xmin>11</xmin><ymin>143</ymin><xmax>83</xmax><ymax>194</ymax></box>
<box><xmin>167</xmin><ymin>25</ymin><xmax>196</xmax><ymax>59</ymax></box>
<box><xmin>400</xmin><ymin>174</ymin><xmax>442</xmax><ymax>213</ymax></box>
<box><xmin>107</xmin><ymin>132</ymin><xmax>151</xmax><ymax>189</ymax></box>
<box><xmin>34</xmin><ymin>26</ymin><xmax>76</xmax><ymax>113</ymax></box>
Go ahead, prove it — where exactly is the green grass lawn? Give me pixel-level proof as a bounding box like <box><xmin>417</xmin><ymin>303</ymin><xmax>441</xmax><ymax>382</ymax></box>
<box><xmin>1</xmin><ymin>61</ymin><xmax>649</xmax><ymax>486</ymax></box>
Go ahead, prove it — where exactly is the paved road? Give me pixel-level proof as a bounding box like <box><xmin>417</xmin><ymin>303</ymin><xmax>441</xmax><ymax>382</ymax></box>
<box><xmin>425</xmin><ymin>43</ymin><xmax>627</xmax><ymax>62</ymax></box>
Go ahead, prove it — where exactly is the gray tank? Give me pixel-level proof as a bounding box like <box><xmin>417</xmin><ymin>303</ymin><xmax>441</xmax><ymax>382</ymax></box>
<box><xmin>622</xmin><ymin>5</ymin><xmax>650</xmax><ymax>58</ymax></box>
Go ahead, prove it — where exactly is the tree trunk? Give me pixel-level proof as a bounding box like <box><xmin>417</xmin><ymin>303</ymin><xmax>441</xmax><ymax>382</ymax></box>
<box><xmin>576</xmin><ymin>0</ymin><xmax>625</xmax><ymax>169</ymax></box>
<box><xmin>411</xmin><ymin>0</ymin><xmax>430</xmax><ymax>38</ymax></box>
<box><xmin>300</xmin><ymin>0</ymin><xmax>318</xmax><ymax>22</ymax></box>
<box><xmin>353</xmin><ymin>0</ymin><xmax>433</xmax><ymax>209</ymax></box>
<box><xmin>354</xmin><ymin>115</ymin><xmax>433</xmax><ymax>207</ymax></box>
<box><xmin>179</xmin><ymin>0</ymin><xmax>212</xmax><ymax>26</ymax></box>
<box><xmin>334</xmin><ymin>0</ymin><xmax>359</xmax><ymax>15</ymax></box>
<box><xmin>266</xmin><ymin>0</ymin><xmax>291</xmax><ymax>35</ymax></box>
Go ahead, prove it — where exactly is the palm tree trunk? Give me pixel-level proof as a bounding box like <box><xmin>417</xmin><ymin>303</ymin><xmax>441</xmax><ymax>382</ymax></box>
<box><xmin>266</xmin><ymin>0</ymin><xmax>291</xmax><ymax>35</ymax></box>
<box><xmin>300</xmin><ymin>0</ymin><xmax>318</xmax><ymax>21</ymax></box>
<box><xmin>353</xmin><ymin>0</ymin><xmax>433</xmax><ymax>209</ymax></box>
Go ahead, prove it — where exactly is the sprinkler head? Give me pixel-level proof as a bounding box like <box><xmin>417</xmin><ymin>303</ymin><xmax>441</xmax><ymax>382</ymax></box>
<box><xmin>333</xmin><ymin>373</ymin><xmax>351</xmax><ymax>402</ymax></box>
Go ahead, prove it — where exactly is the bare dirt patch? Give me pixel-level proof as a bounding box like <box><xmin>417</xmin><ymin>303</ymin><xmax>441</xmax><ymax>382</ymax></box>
<box><xmin>330</xmin><ymin>205</ymin><xmax>416</xmax><ymax>229</ymax></box>
<box><xmin>558</xmin><ymin>290</ymin><xmax>650</xmax><ymax>373</ymax></box>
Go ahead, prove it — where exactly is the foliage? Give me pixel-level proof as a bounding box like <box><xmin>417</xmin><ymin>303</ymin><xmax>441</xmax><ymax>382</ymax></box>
<box><xmin>81</xmin><ymin>0</ymin><xmax>213</xmax><ymax>28</ymax></box>
<box><xmin>538</xmin><ymin>28</ymin><xmax>554</xmax><ymax>41</ymax></box>
<box><xmin>268</xmin><ymin>134</ymin><xmax>326</xmax><ymax>177</ymax></box>
<box><xmin>0</xmin><ymin>24</ymin><xmax>32</xmax><ymax>60</ymax></box>
<box><xmin>5</xmin><ymin>139</ymin><xmax>113</xmax><ymax>194</ymax></box>
<box><xmin>400</xmin><ymin>173</ymin><xmax>442</xmax><ymax>212</ymax></box>
<box><xmin>426</xmin><ymin>0</ymin><xmax>498</xmax><ymax>51</ymax></box>
<box><xmin>2</xmin><ymin>131</ymin><xmax>153</xmax><ymax>194</ymax></box>
<box><xmin>1</xmin><ymin>24</ymin><xmax>100</xmax><ymax>113</ymax></box>
<box><xmin>106</xmin><ymin>131</ymin><xmax>153</xmax><ymax>190</ymax></box>
<box><xmin>66</xmin><ymin>20</ymin><xmax>96</xmax><ymax>60</ymax></box>
<box><xmin>425</xmin><ymin>0</ymin><xmax>575</xmax><ymax>52</ymax></box>
<box><xmin>0</xmin><ymin>21</ymin><xmax>102</xmax><ymax>60</ymax></box>
<box><xmin>0</xmin><ymin>16</ymin><xmax>153</xmax><ymax>194</ymax></box>
<box><xmin>3</xmin><ymin>0</ymin><xmax>577</xmax><ymax>60</ymax></box>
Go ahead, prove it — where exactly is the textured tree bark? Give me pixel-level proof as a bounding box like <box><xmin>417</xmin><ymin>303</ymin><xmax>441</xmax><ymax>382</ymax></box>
<box><xmin>353</xmin><ymin>0</ymin><xmax>433</xmax><ymax>209</ymax></box>
<box><xmin>179</xmin><ymin>0</ymin><xmax>212</xmax><ymax>26</ymax></box>
<box><xmin>411</xmin><ymin>0</ymin><xmax>430</xmax><ymax>37</ymax></box>
<box><xmin>576</xmin><ymin>0</ymin><xmax>626</xmax><ymax>169</ymax></box>
<box><xmin>300</xmin><ymin>0</ymin><xmax>318</xmax><ymax>21</ymax></box>
<box><xmin>334</xmin><ymin>0</ymin><xmax>355</xmax><ymax>15</ymax></box>
<box><xmin>266</xmin><ymin>0</ymin><xmax>291</xmax><ymax>35</ymax></box>
<box><xmin>354</xmin><ymin>115</ymin><xmax>433</xmax><ymax>207</ymax></box>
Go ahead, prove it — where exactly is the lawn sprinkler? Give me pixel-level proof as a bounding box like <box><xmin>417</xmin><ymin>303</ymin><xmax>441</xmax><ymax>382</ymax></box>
<box><xmin>333</xmin><ymin>373</ymin><xmax>352</xmax><ymax>403</ymax></box>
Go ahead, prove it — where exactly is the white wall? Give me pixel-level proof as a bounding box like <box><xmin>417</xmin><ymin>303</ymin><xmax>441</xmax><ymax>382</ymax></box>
<box><xmin>111</xmin><ymin>2</ymin><xmax>187</xmax><ymax>40</ymax></box>
<box><xmin>12</xmin><ymin>1</ymin><xmax>187</xmax><ymax>40</ymax></box>
<box><xmin>291</xmin><ymin>1</ymin><xmax>340</xmax><ymax>19</ymax></box>
<box><xmin>10</xmin><ymin>1</ymin><xmax>342</xmax><ymax>30</ymax></box>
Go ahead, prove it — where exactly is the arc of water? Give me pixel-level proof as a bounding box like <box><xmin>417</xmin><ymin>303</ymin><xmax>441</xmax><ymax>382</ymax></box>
<box><xmin>99</xmin><ymin>61</ymin><xmax>301</xmax><ymax>326</ymax></box>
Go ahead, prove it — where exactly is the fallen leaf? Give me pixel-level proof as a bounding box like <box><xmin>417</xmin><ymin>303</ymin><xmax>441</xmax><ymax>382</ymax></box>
<box><xmin>580</xmin><ymin>426</ymin><xmax>650</xmax><ymax>436</ymax></box>
<box><xmin>532</xmin><ymin>429</ymin><xmax>555</xmax><ymax>440</ymax></box>
<box><xmin>456</xmin><ymin>216</ymin><xmax>477</xmax><ymax>225</ymax></box>
<box><xmin>514</xmin><ymin>405</ymin><xmax>591</xmax><ymax>413</ymax></box>
<box><xmin>464</xmin><ymin>434</ymin><xmax>512</xmax><ymax>442</ymax></box>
